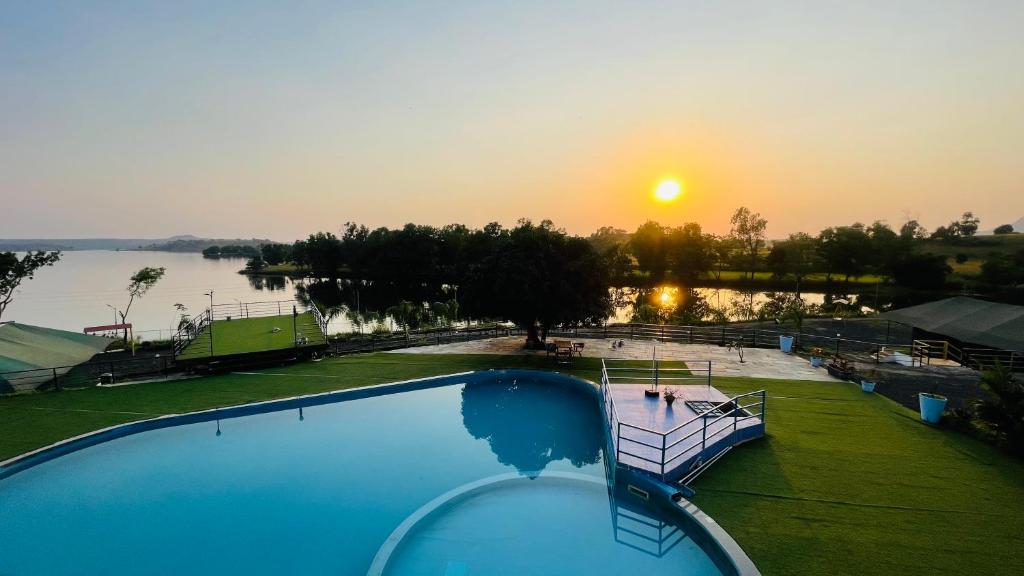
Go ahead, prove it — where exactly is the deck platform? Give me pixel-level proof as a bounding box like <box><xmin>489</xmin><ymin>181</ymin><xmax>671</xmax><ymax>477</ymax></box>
<box><xmin>607</xmin><ymin>384</ymin><xmax>765</xmax><ymax>481</ymax></box>
<box><xmin>176</xmin><ymin>311</ymin><xmax>327</xmax><ymax>361</ymax></box>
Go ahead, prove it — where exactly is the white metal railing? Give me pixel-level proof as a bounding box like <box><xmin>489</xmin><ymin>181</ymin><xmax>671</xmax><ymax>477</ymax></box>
<box><xmin>307</xmin><ymin>302</ymin><xmax>329</xmax><ymax>339</ymax></box>
<box><xmin>600</xmin><ymin>358</ymin><xmax>766</xmax><ymax>482</ymax></box>
<box><xmin>172</xmin><ymin>310</ymin><xmax>211</xmax><ymax>355</ymax></box>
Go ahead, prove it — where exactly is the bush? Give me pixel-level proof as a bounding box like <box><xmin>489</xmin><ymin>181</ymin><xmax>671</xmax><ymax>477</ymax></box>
<box><xmin>994</xmin><ymin>224</ymin><xmax>1015</xmax><ymax>235</ymax></box>
<box><xmin>892</xmin><ymin>253</ymin><xmax>951</xmax><ymax>289</ymax></box>
<box><xmin>955</xmin><ymin>253</ymin><xmax>969</xmax><ymax>264</ymax></box>
<box><xmin>975</xmin><ymin>363</ymin><xmax>1024</xmax><ymax>456</ymax></box>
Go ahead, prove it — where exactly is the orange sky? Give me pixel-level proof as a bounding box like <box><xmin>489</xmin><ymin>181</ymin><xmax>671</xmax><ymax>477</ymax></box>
<box><xmin>2</xmin><ymin>2</ymin><xmax>1022</xmax><ymax>240</ymax></box>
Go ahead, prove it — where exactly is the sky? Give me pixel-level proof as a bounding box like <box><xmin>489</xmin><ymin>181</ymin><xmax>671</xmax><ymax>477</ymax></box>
<box><xmin>2</xmin><ymin>1</ymin><xmax>1023</xmax><ymax>241</ymax></box>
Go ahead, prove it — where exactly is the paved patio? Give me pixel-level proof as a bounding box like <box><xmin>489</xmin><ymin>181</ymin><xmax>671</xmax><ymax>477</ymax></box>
<box><xmin>391</xmin><ymin>336</ymin><xmax>839</xmax><ymax>382</ymax></box>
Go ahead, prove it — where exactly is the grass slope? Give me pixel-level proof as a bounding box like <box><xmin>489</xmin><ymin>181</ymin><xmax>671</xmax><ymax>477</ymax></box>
<box><xmin>177</xmin><ymin>313</ymin><xmax>325</xmax><ymax>359</ymax></box>
<box><xmin>695</xmin><ymin>377</ymin><xmax>1024</xmax><ymax>575</ymax></box>
<box><xmin>2</xmin><ymin>353</ymin><xmax>1022</xmax><ymax>575</ymax></box>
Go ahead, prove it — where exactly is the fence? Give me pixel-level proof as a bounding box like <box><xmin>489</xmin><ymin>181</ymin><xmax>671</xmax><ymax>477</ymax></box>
<box><xmin>0</xmin><ymin>354</ymin><xmax>176</xmax><ymax>392</ymax></box>
<box><xmin>325</xmin><ymin>324</ymin><xmax>517</xmax><ymax>356</ymax></box>
<box><xmin>552</xmin><ymin>322</ymin><xmax>906</xmax><ymax>361</ymax></box>
<box><xmin>209</xmin><ymin>300</ymin><xmax>297</xmax><ymax>321</ymax></box>
<box><xmin>7</xmin><ymin>318</ymin><xmax>1018</xmax><ymax>394</ymax></box>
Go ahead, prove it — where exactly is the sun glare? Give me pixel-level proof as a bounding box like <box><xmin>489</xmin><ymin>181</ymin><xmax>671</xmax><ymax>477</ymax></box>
<box><xmin>654</xmin><ymin>179</ymin><xmax>682</xmax><ymax>202</ymax></box>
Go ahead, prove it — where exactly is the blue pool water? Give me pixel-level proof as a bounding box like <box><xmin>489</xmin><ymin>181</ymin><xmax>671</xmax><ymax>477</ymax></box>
<box><xmin>0</xmin><ymin>372</ymin><xmax>725</xmax><ymax>575</ymax></box>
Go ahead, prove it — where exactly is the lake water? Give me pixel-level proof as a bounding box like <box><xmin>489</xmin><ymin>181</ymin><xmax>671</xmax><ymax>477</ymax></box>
<box><xmin>3</xmin><ymin>251</ymin><xmax>302</xmax><ymax>340</ymax></box>
<box><xmin>4</xmin><ymin>251</ymin><xmax>871</xmax><ymax>340</ymax></box>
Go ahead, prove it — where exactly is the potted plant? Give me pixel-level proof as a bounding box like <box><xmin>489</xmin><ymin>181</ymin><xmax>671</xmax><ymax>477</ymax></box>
<box><xmin>663</xmin><ymin>388</ymin><xmax>676</xmax><ymax>407</ymax></box>
<box><xmin>779</xmin><ymin>334</ymin><xmax>795</xmax><ymax>354</ymax></box>
<box><xmin>860</xmin><ymin>368</ymin><xmax>878</xmax><ymax>393</ymax></box>
<box><xmin>826</xmin><ymin>355</ymin><xmax>856</xmax><ymax>381</ymax></box>
<box><xmin>919</xmin><ymin>383</ymin><xmax>947</xmax><ymax>424</ymax></box>
<box><xmin>777</xmin><ymin>296</ymin><xmax>806</xmax><ymax>354</ymax></box>
<box><xmin>809</xmin><ymin>347</ymin><xmax>826</xmax><ymax>367</ymax></box>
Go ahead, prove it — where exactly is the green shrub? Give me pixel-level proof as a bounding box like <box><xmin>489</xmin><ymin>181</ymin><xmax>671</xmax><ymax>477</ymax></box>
<box><xmin>975</xmin><ymin>363</ymin><xmax>1024</xmax><ymax>456</ymax></box>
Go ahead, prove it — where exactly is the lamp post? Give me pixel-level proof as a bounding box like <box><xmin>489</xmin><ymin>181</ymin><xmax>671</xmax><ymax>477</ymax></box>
<box><xmin>106</xmin><ymin>304</ymin><xmax>118</xmax><ymax>326</ymax></box>
<box><xmin>204</xmin><ymin>291</ymin><xmax>214</xmax><ymax>356</ymax></box>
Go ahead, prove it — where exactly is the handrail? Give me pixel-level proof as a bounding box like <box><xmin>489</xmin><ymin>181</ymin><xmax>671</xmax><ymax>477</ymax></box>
<box><xmin>307</xmin><ymin>302</ymin><xmax>329</xmax><ymax>339</ymax></box>
<box><xmin>600</xmin><ymin>358</ymin><xmax>766</xmax><ymax>482</ymax></box>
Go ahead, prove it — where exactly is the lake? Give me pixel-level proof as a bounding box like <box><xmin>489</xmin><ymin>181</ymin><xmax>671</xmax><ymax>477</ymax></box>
<box><xmin>4</xmin><ymin>251</ymin><xmax>877</xmax><ymax>340</ymax></box>
<box><xmin>3</xmin><ymin>251</ymin><xmax>303</xmax><ymax>340</ymax></box>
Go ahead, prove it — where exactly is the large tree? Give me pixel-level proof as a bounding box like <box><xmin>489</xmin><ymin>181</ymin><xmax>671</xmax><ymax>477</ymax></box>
<box><xmin>891</xmin><ymin>253</ymin><xmax>951</xmax><ymax>289</ymax></box>
<box><xmin>664</xmin><ymin>223</ymin><xmax>713</xmax><ymax>283</ymax></box>
<box><xmin>767</xmin><ymin>233</ymin><xmax>819</xmax><ymax>294</ymax></box>
<box><xmin>817</xmin><ymin>224</ymin><xmax>872</xmax><ymax>282</ymax></box>
<box><xmin>729</xmin><ymin>207</ymin><xmax>767</xmax><ymax>279</ymax></box>
<box><xmin>629</xmin><ymin>221</ymin><xmax>668</xmax><ymax>282</ymax></box>
<box><xmin>293</xmin><ymin>232</ymin><xmax>343</xmax><ymax>279</ymax></box>
<box><xmin>463</xmin><ymin>220</ymin><xmax>611</xmax><ymax>347</ymax></box>
<box><xmin>957</xmin><ymin>211</ymin><xmax>981</xmax><ymax>237</ymax></box>
<box><xmin>0</xmin><ymin>251</ymin><xmax>62</xmax><ymax>321</ymax></box>
<box><xmin>866</xmin><ymin>221</ymin><xmax>902</xmax><ymax>280</ymax></box>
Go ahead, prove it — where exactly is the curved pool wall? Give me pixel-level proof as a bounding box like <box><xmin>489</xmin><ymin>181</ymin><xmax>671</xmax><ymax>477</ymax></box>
<box><xmin>0</xmin><ymin>369</ymin><xmax>758</xmax><ymax>576</ymax></box>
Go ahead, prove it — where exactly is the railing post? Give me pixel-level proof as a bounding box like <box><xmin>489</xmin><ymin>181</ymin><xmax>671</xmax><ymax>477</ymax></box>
<box><xmin>701</xmin><ymin>421</ymin><xmax>707</xmax><ymax>459</ymax></box>
<box><xmin>688</xmin><ymin>327</ymin><xmax>693</xmax><ymax>344</ymax></box>
<box><xmin>616</xmin><ymin>421</ymin><xmax>622</xmax><ymax>462</ymax></box>
<box><xmin>53</xmin><ymin>368</ymin><xmax>61</xmax><ymax>391</ymax></box>
<box><xmin>661</xmin><ymin>429</ymin><xmax>667</xmax><ymax>478</ymax></box>
<box><xmin>761</xmin><ymin>390</ymin><xmax>767</xmax><ymax>423</ymax></box>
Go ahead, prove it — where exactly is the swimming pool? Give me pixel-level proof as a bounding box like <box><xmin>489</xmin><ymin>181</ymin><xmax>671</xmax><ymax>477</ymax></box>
<box><xmin>0</xmin><ymin>370</ymin><xmax>755</xmax><ymax>575</ymax></box>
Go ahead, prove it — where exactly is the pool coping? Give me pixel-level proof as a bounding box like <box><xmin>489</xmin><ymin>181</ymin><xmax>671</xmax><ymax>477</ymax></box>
<box><xmin>366</xmin><ymin>471</ymin><xmax>609</xmax><ymax>576</ymax></box>
<box><xmin>0</xmin><ymin>369</ymin><xmax>475</xmax><ymax>477</ymax></box>
<box><xmin>0</xmin><ymin>368</ymin><xmax>759</xmax><ymax>575</ymax></box>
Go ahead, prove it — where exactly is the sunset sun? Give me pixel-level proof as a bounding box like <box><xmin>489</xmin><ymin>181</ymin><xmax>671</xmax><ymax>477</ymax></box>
<box><xmin>653</xmin><ymin>179</ymin><xmax>682</xmax><ymax>203</ymax></box>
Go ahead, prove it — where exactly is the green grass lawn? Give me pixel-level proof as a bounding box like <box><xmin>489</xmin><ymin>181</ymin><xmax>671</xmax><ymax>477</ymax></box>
<box><xmin>2</xmin><ymin>353</ymin><xmax>1022</xmax><ymax>574</ymax></box>
<box><xmin>177</xmin><ymin>313</ymin><xmax>326</xmax><ymax>359</ymax></box>
<box><xmin>696</xmin><ymin>377</ymin><xmax>1024</xmax><ymax>575</ymax></box>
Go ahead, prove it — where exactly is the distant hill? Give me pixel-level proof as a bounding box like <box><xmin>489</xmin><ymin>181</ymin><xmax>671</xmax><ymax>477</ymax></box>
<box><xmin>979</xmin><ymin>216</ymin><xmax>1024</xmax><ymax>235</ymax></box>
<box><xmin>0</xmin><ymin>236</ymin><xmax>276</xmax><ymax>253</ymax></box>
<box><xmin>0</xmin><ymin>238</ymin><xmax>150</xmax><ymax>251</ymax></box>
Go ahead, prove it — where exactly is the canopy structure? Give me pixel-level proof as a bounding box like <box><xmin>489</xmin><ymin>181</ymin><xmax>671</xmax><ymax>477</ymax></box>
<box><xmin>882</xmin><ymin>297</ymin><xmax>1024</xmax><ymax>352</ymax></box>
<box><xmin>0</xmin><ymin>322</ymin><xmax>113</xmax><ymax>391</ymax></box>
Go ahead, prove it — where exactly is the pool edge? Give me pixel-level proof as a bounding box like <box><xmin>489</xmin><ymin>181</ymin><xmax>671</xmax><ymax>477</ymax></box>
<box><xmin>1</xmin><ymin>367</ymin><xmax>759</xmax><ymax>576</ymax></box>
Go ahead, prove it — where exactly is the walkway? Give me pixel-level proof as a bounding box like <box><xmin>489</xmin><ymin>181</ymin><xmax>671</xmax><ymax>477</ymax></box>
<box><xmin>391</xmin><ymin>336</ymin><xmax>839</xmax><ymax>382</ymax></box>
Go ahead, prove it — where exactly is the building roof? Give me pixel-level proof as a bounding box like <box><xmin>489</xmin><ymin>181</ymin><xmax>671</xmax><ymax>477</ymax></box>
<box><xmin>882</xmin><ymin>297</ymin><xmax>1024</xmax><ymax>352</ymax></box>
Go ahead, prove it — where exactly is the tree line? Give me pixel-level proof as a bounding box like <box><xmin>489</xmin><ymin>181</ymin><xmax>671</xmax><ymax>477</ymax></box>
<box><xmin>588</xmin><ymin>209</ymin><xmax>992</xmax><ymax>291</ymax></box>
<box><xmin>243</xmin><ymin>208</ymin><xmax>1014</xmax><ymax>340</ymax></box>
<box><xmin>257</xmin><ymin>220</ymin><xmax>611</xmax><ymax>346</ymax></box>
